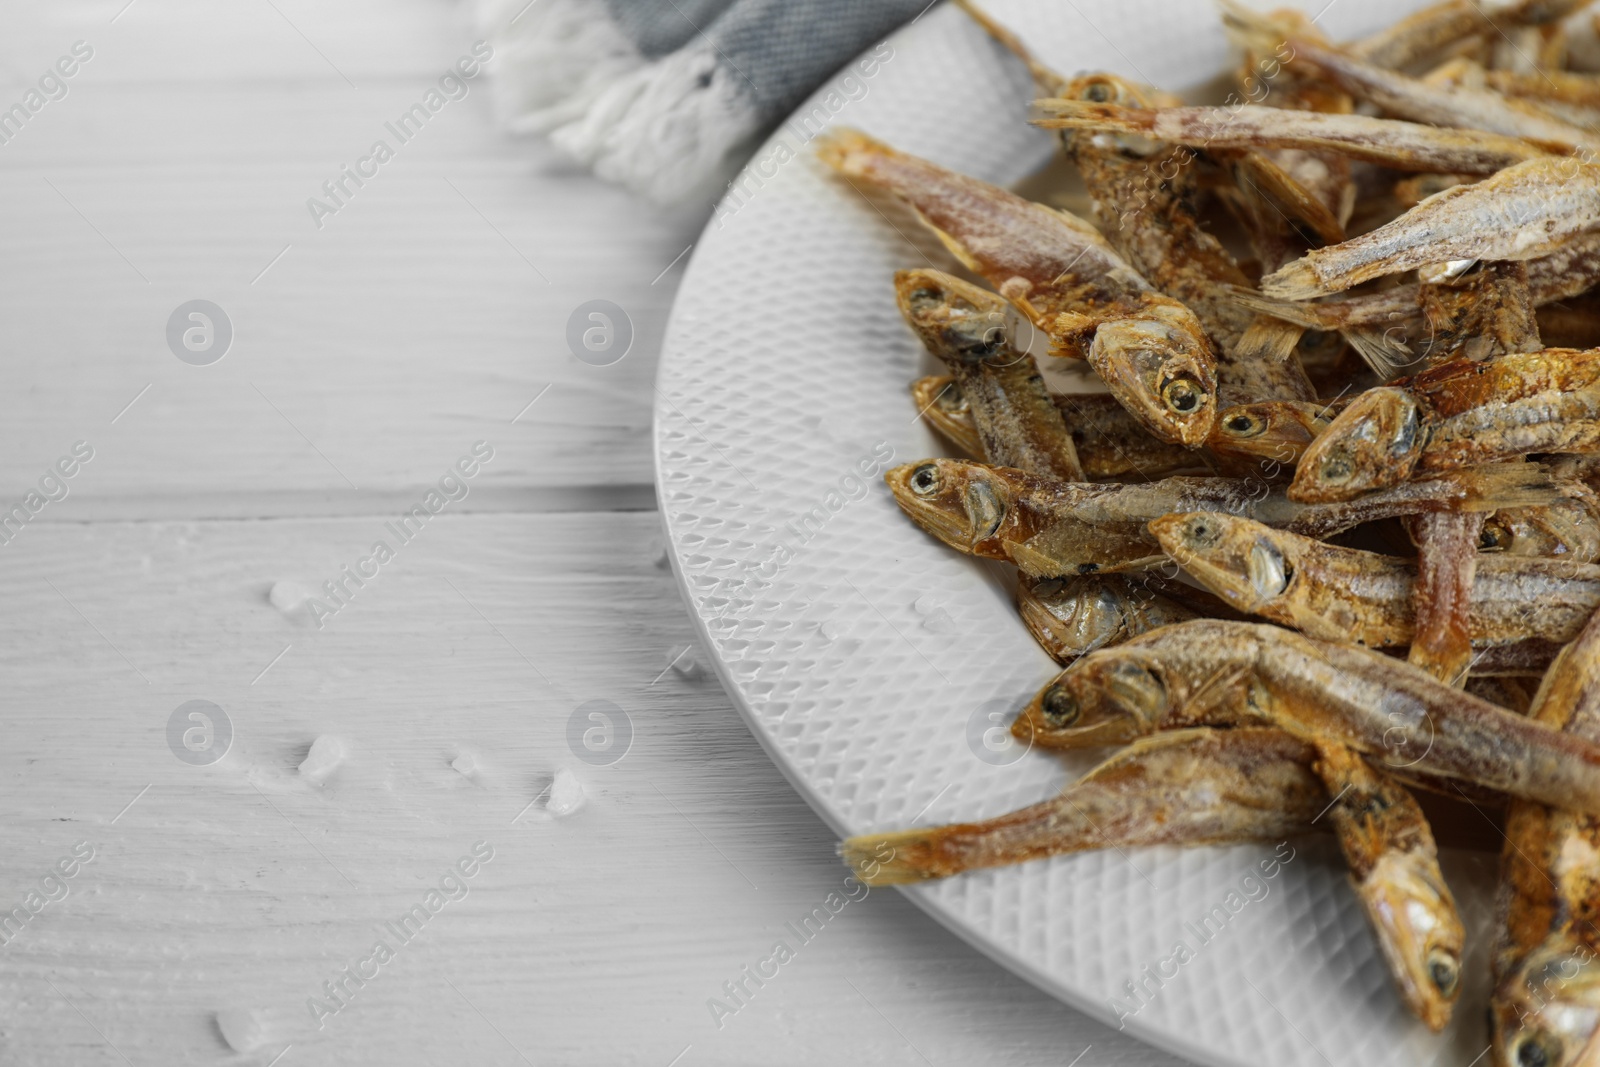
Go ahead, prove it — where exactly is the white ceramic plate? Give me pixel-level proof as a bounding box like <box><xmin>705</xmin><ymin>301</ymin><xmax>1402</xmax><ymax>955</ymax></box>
<box><xmin>654</xmin><ymin>4</ymin><xmax>1500</xmax><ymax>1065</ymax></box>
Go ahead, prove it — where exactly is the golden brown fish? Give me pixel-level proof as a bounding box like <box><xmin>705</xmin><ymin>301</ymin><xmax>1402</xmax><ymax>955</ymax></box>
<box><xmin>1262</xmin><ymin>158</ymin><xmax>1600</xmax><ymax>301</ymax></box>
<box><xmin>1485</xmin><ymin>487</ymin><xmax>1600</xmax><ymax>564</ymax></box>
<box><xmin>1034</xmin><ymin>101</ymin><xmax>1550</xmax><ymax>175</ymax></box>
<box><xmin>1049</xmin><ymin>71</ymin><xmax>1316</xmax><ymax>406</ymax></box>
<box><xmin>1408</xmin><ymin>510</ymin><xmax>1486</xmax><ymax>688</ymax></box>
<box><xmin>1291</xmin><ymin>348</ymin><xmax>1600</xmax><ymax>503</ymax></box>
<box><xmin>1313</xmin><ymin>740</ymin><xmax>1465</xmax><ymax>1030</ymax></box>
<box><xmin>911</xmin><ymin>376</ymin><xmax>984</xmax><ymax>458</ymax></box>
<box><xmin>1016</xmin><ymin>573</ymin><xmax>1208</xmax><ymax>665</ymax></box>
<box><xmin>1207</xmin><ymin>398</ymin><xmax>1349</xmax><ymax>473</ymax></box>
<box><xmin>1010</xmin><ymin>618</ymin><xmax>1600</xmax><ymax>813</ymax></box>
<box><xmin>949</xmin><ymin>6</ymin><xmax>1324</xmax><ymax>409</ymax></box>
<box><xmin>1229</xmin><ymin>8</ymin><xmax>1600</xmax><ymax>152</ymax></box>
<box><xmin>1349</xmin><ymin>0</ymin><xmax>1590</xmax><ymax>70</ymax></box>
<box><xmin>896</xmin><ymin>269</ymin><xmax>1084</xmax><ymax>481</ymax></box>
<box><xmin>914</xmin><ymin>373</ymin><xmax>1324</xmax><ymax>478</ymax></box>
<box><xmin>1236</xmin><ymin>229</ymin><xmax>1600</xmax><ymax>336</ymax></box>
<box><xmin>839</xmin><ymin>727</ymin><xmax>1325</xmax><ymax>885</ymax></box>
<box><xmin>1491</xmin><ymin>604</ymin><xmax>1600</xmax><ymax>1067</ymax></box>
<box><xmin>885</xmin><ymin>457</ymin><xmax>1550</xmax><ymax>575</ymax></box>
<box><xmin>819</xmin><ymin>129</ymin><xmax>1218</xmax><ymax>445</ymax></box>
<box><xmin>910</xmin><ymin>376</ymin><xmax>1209</xmax><ymax>479</ymax></box>
<box><xmin>1148</xmin><ymin>510</ymin><xmax>1600</xmax><ymax>653</ymax></box>
<box><xmin>1416</xmin><ymin>259</ymin><xmax>1544</xmax><ymax>368</ymax></box>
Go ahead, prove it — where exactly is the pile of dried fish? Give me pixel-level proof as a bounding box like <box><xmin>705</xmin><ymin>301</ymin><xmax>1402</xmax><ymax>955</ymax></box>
<box><xmin>818</xmin><ymin>0</ymin><xmax>1600</xmax><ymax>1056</ymax></box>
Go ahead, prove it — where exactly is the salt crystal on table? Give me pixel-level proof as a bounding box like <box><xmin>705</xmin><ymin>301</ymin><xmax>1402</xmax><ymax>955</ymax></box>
<box><xmin>547</xmin><ymin>769</ymin><xmax>585</xmax><ymax>816</ymax></box>
<box><xmin>668</xmin><ymin>645</ymin><xmax>704</xmax><ymax>681</ymax></box>
<box><xmin>215</xmin><ymin>1007</ymin><xmax>268</xmax><ymax>1052</ymax></box>
<box><xmin>268</xmin><ymin>580</ymin><xmax>313</xmax><ymax>615</ymax></box>
<box><xmin>451</xmin><ymin>752</ymin><xmax>477</xmax><ymax>779</ymax></box>
<box><xmin>299</xmin><ymin>736</ymin><xmax>346</xmax><ymax>785</ymax></box>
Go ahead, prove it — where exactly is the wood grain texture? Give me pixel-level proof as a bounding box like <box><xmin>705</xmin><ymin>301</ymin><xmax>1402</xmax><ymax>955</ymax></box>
<box><xmin>0</xmin><ymin>0</ymin><xmax>697</xmax><ymax>511</ymax></box>
<box><xmin>0</xmin><ymin>512</ymin><xmax>1185</xmax><ymax>1066</ymax></box>
<box><xmin>0</xmin><ymin>1</ymin><xmax>1193</xmax><ymax>1063</ymax></box>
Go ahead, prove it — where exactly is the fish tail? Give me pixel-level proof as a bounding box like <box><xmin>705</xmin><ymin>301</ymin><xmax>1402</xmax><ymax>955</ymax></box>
<box><xmin>950</xmin><ymin>0</ymin><xmax>1069</xmax><ymax>97</ymax></box>
<box><xmin>815</xmin><ymin>127</ymin><xmax>892</xmax><ymax>179</ymax></box>
<box><xmin>1225</xmin><ymin>285</ymin><xmax>1329</xmax><ymax>329</ymax></box>
<box><xmin>1236</xmin><ymin>315</ymin><xmax>1305</xmax><ymax>364</ymax></box>
<box><xmin>1343</xmin><ymin>325</ymin><xmax>1416</xmax><ymax>381</ymax></box>
<box><xmin>1216</xmin><ymin>0</ymin><xmax>1296</xmax><ymax>57</ymax></box>
<box><xmin>839</xmin><ymin>828</ymin><xmax>965</xmax><ymax>885</ymax></box>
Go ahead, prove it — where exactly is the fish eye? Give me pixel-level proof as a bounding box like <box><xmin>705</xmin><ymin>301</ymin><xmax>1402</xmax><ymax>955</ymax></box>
<box><xmin>1515</xmin><ymin>1033</ymin><xmax>1557</xmax><ymax>1067</ymax></box>
<box><xmin>1082</xmin><ymin>82</ymin><xmax>1111</xmax><ymax>102</ymax></box>
<box><xmin>1184</xmin><ymin>518</ymin><xmax>1221</xmax><ymax>548</ymax></box>
<box><xmin>910</xmin><ymin>463</ymin><xmax>940</xmax><ymax>496</ymax></box>
<box><xmin>1041</xmin><ymin>684</ymin><xmax>1080</xmax><ymax>727</ymax></box>
<box><xmin>1480</xmin><ymin>522</ymin><xmax>1509</xmax><ymax>551</ymax></box>
<box><xmin>909</xmin><ymin>287</ymin><xmax>942</xmax><ymax>307</ymax></box>
<box><xmin>1161</xmin><ymin>377</ymin><xmax>1205</xmax><ymax>415</ymax></box>
<box><xmin>1426</xmin><ymin>949</ymin><xmax>1459</xmax><ymax>997</ymax></box>
<box><xmin>1320</xmin><ymin>455</ymin><xmax>1353</xmax><ymax>484</ymax></box>
<box><xmin>1222</xmin><ymin>412</ymin><xmax>1264</xmax><ymax>437</ymax></box>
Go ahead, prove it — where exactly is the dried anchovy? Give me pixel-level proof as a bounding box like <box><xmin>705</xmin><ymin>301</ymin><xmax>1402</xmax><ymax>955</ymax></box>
<box><xmin>839</xmin><ymin>727</ymin><xmax>1323</xmax><ymax>885</ymax></box>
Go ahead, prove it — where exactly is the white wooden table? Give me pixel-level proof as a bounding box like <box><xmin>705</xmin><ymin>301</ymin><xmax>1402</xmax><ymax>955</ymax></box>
<box><xmin>0</xmin><ymin>3</ymin><xmax>1191</xmax><ymax>1063</ymax></box>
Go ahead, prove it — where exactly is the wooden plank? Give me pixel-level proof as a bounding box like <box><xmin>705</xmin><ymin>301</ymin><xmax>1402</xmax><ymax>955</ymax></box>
<box><xmin>0</xmin><ymin>511</ymin><xmax>1185</xmax><ymax>1065</ymax></box>
<box><xmin>0</xmin><ymin>13</ymin><xmax>702</xmax><ymax>515</ymax></box>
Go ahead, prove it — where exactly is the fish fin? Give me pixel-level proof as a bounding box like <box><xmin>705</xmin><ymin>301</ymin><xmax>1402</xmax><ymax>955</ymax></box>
<box><xmin>1232</xmin><ymin>151</ymin><xmax>1346</xmax><ymax>244</ymax></box>
<box><xmin>1237</xmin><ymin>315</ymin><xmax>1305</xmax><ymax>364</ymax></box>
<box><xmin>1344</xmin><ymin>325</ymin><xmax>1416</xmax><ymax>381</ymax></box>
<box><xmin>910</xmin><ymin>207</ymin><xmax>989</xmax><ymax>276</ymax></box>
<box><xmin>1216</xmin><ymin>0</ymin><xmax>1297</xmax><ymax>58</ymax></box>
<box><xmin>1225</xmin><ymin>285</ymin><xmax>1328</xmax><ymax>330</ymax></box>
<box><xmin>1006</xmin><ymin>524</ymin><xmax>1163</xmax><ymax>577</ymax></box>
<box><xmin>1003</xmin><ymin>535</ymin><xmax>1070</xmax><ymax>578</ymax></box>
<box><xmin>814</xmin><ymin>127</ymin><xmax>886</xmax><ymax>177</ymax></box>
<box><xmin>1184</xmin><ymin>664</ymin><xmax>1257</xmax><ymax>722</ymax></box>
<box><xmin>950</xmin><ymin>0</ymin><xmax>1070</xmax><ymax>97</ymax></box>
<box><xmin>1449</xmin><ymin>463</ymin><xmax>1558</xmax><ymax>512</ymax></box>
<box><xmin>839</xmin><ymin>829</ymin><xmax>958</xmax><ymax>885</ymax></box>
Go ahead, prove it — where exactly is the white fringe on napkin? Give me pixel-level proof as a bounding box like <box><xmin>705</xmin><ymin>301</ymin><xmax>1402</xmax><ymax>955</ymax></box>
<box><xmin>478</xmin><ymin>0</ymin><xmax>758</xmax><ymax>204</ymax></box>
<box><xmin>478</xmin><ymin>0</ymin><xmax>645</xmax><ymax>133</ymax></box>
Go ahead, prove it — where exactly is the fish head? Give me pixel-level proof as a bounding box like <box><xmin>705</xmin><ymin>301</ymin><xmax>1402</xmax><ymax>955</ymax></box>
<box><xmin>1016</xmin><ymin>576</ymin><xmax>1130</xmax><ymax>664</ymax></box>
<box><xmin>1208</xmin><ymin>401</ymin><xmax>1327</xmax><ymax>470</ymax></box>
<box><xmin>885</xmin><ymin>460</ymin><xmax>1016</xmax><ymax>556</ymax></box>
<box><xmin>1079</xmin><ymin>299</ymin><xmax>1218</xmax><ymax>448</ymax></box>
<box><xmin>1058</xmin><ymin>73</ymin><xmax>1167</xmax><ymax>155</ymax></box>
<box><xmin>1492</xmin><ymin>940</ymin><xmax>1600</xmax><ymax>1067</ymax></box>
<box><xmin>894</xmin><ymin>269</ymin><xmax>1019</xmax><ymax>365</ymax></box>
<box><xmin>1289</xmin><ymin>387</ymin><xmax>1423</xmax><ymax>503</ymax></box>
<box><xmin>1012</xmin><ymin>647</ymin><xmax>1174</xmax><ymax>748</ymax></box>
<box><xmin>1147</xmin><ymin>513</ymin><xmax>1296</xmax><ymax>614</ymax></box>
<box><xmin>1484</xmin><ymin>495</ymin><xmax>1600</xmax><ymax>563</ymax></box>
<box><xmin>910</xmin><ymin>376</ymin><xmax>980</xmax><ymax>456</ymax></box>
<box><xmin>1359</xmin><ymin>851</ymin><xmax>1465</xmax><ymax>1033</ymax></box>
